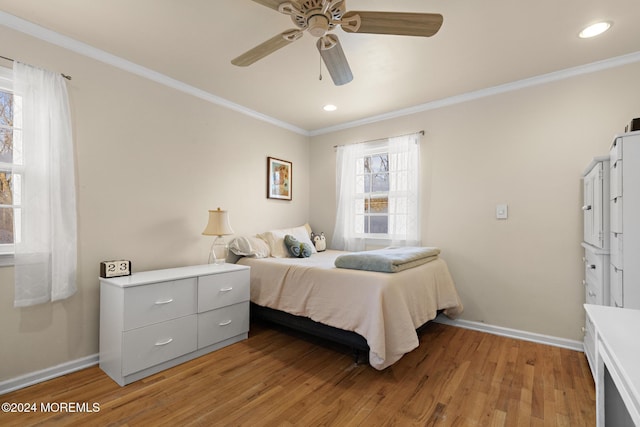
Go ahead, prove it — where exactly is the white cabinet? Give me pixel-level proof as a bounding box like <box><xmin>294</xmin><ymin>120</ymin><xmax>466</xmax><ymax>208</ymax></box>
<box><xmin>584</xmin><ymin>304</ymin><xmax>640</xmax><ymax>427</ymax></box>
<box><xmin>609</xmin><ymin>131</ymin><xmax>640</xmax><ymax>310</ymax></box>
<box><xmin>581</xmin><ymin>156</ymin><xmax>610</xmax><ymax>376</ymax></box>
<box><xmin>582</xmin><ymin>243</ymin><xmax>609</xmax><ymax>306</ymax></box>
<box><xmin>583</xmin><ymin>158</ymin><xmax>609</xmax><ymax>249</ymax></box>
<box><xmin>100</xmin><ymin>263</ymin><xmax>250</xmax><ymax>386</ymax></box>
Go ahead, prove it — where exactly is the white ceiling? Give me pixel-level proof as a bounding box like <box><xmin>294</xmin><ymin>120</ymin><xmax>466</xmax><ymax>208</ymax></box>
<box><xmin>1</xmin><ymin>0</ymin><xmax>639</xmax><ymax>134</ymax></box>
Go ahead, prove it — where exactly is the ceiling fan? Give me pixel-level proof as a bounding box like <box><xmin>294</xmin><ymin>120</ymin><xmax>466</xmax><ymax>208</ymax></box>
<box><xmin>231</xmin><ymin>0</ymin><xmax>443</xmax><ymax>86</ymax></box>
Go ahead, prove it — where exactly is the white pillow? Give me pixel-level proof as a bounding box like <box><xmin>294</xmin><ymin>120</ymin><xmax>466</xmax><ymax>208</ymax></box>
<box><xmin>259</xmin><ymin>224</ymin><xmax>316</xmax><ymax>258</ymax></box>
<box><xmin>228</xmin><ymin>236</ymin><xmax>271</xmax><ymax>258</ymax></box>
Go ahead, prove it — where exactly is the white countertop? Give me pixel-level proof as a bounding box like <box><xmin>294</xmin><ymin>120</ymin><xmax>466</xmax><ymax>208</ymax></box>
<box><xmin>585</xmin><ymin>304</ymin><xmax>640</xmax><ymax>424</ymax></box>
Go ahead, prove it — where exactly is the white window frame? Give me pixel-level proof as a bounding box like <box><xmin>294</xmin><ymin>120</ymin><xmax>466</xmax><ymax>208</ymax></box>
<box><xmin>334</xmin><ymin>133</ymin><xmax>420</xmax><ymax>253</ymax></box>
<box><xmin>0</xmin><ymin>65</ymin><xmax>20</xmax><ymax>266</ymax></box>
<box><xmin>354</xmin><ymin>145</ymin><xmax>392</xmax><ymax>240</ymax></box>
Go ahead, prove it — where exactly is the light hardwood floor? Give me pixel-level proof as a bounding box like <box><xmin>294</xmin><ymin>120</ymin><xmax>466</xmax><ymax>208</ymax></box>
<box><xmin>0</xmin><ymin>321</ymin><xmax>595</xmax><ymax>426</ymax></box>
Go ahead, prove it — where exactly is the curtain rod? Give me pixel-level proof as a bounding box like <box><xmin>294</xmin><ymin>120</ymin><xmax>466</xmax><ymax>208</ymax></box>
<box><xmin>333</xmin><ymin>130</ymin><xmax>424</xmax><ymax>148</ymax></box>
<box><xmin>0</xmin><ymin>54</ymin><xmax>72</xmax><ymax>81</ymax></box>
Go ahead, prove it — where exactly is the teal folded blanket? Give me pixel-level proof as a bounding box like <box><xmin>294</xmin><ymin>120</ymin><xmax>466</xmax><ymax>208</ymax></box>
<box><xmin>334</xmin><ymin>247</ymin><xmax>440</xmax><ymax>273</ymax></box>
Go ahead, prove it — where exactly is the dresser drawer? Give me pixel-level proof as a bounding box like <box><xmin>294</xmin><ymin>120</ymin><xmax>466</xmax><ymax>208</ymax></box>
<box><xmin>610</xmin><ymin>160</ymin><xmax>622</xmax><ymax>199</ymax></box>
<box><xmin>583</xmin><ymin>248</ymin><xmax>605</xmax><ymax>290</ymax></box>
<box><xmin>610</xmin><ymin>264</ymin><xmax>623</xmax><ymax>308</ymax></box>
<box><xmin>124</xmin><ymin>278</ymin><xmax>197</xmax><ymax>330</ymax></box>
<box><xmin>610</xmin><ymin>196</ymin><xmax>623</xmax><ymax>234</ymax></box>
<box><xmin>122</xmin><ymin>315</ymin><xmax>197</xmax><ymax>376</ymax></box>
<box><xmin>198</xmin><ymin>270</ymin><xmax>250</xmax><ymax>312</ymax></box>
<box><xmin>610</xmin><ymin>136</ymin><xmax>623</xmax><ymax>163</ymax></box>
<box><xmin>583</xmin><ymin>314</ymin><xmax>595</xmax><ymax>376</ymax></box>
<box><xmin>610</xmin><ymin>232</ymin><xmax>623</xmax><ymax>269</ymax></box>
<box><xmin>584</xmin><ymin>279</ymin><xmax>601</xmax><ymax>305</ymax></box>
<box><xmin>198</xmin><ymin>301</ymin><xmax>250</xmax><ymax>348</ymax></box>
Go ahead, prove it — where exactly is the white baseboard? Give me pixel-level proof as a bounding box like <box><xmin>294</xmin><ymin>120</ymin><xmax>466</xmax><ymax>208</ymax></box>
<box><xmin>0</xmin><ymin>354</ymin><xmax>99</xmax><ymax>396</ymax></box>
<box><xmin>0</xmin><ymin>318</ymin><xmax>583</xmax><ymax>395</ymax></box>
<box><xmin>434</xmin><ymin>314</ymin><xmax>584</xmax><ymax>352</ymax></box>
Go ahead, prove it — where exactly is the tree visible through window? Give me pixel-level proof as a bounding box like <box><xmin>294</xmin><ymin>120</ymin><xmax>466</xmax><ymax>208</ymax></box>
<box><xmin>333</xmin><ymin>132</ymin><xmax>421</xmax><ymax>251</ymax></box>
<box><xmin>358</xmin><ymin>153</ymin><xmax>390</xmax><ymax>234</ymax></box>
<box><xmin>0</xmin><ymin>76</ymin><xmax>22</xmax><ymax>253</ymax></box>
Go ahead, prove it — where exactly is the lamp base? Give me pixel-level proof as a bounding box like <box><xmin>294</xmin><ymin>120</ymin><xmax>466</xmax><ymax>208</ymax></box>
<box><xmin>208</xmin><ymin>236</ymin><xmax>228</xmax><ymax>265</ymax></box>
<box><xmin>209</xmin><ymin>255</ymin><xmax>225</xmax><ymax>265</ymax></box>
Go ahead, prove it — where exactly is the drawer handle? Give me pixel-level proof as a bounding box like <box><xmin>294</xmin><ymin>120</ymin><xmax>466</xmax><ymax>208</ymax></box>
<box><xmin>615</xmin><ymin>302</ymin><xmax>623</xmax><ymax>308</ymax></box>
<box><xmin>155</xmin><ymin>337</ymin><xmax>173</xmax><ymax>346</ymax></box>
<box><xmin>588</xmin><ymin>291</ymin><xmax>596</xmax><ymax>297</ymax></box>
<box><xmin>154</xmin><ymin>298</ymin><xmax>174</xmax><ymax>305</ymax></box>
<box><xmin>220</xmin><ymin>287</ymin><xmax>233</xmax><ymax>292</ymax></box>
<box><xmin>587</xmin><ymin>264</ymin><xmax>596</xmax><ymax>270</ymax></box>
<box><xmin>581</xmin><ymin>205</ymin><xmax>592</xmax><ymax>211</ymax></box>
<box><xmin>219</xmin><ymin>320</ymin><xmax>232</xmax><ymax>326</ymax></box>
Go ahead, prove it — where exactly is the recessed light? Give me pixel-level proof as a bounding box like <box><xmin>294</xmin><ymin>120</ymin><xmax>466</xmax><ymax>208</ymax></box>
<box><xmin>323</xmin><ymin>104</ymin><xmax>337</xmax><ymax>112</ymax></box>
<box><xmin>579</xmin><ymin>21</ymin><xmax>612</xmax><ymax>38</ymax></box>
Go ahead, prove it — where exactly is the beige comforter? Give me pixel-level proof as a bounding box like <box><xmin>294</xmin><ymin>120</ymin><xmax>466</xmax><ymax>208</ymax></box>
<box><xmin>237</xmin><ymin>250</ymin><xmax>463</xmax><ymax>370</ymax></box>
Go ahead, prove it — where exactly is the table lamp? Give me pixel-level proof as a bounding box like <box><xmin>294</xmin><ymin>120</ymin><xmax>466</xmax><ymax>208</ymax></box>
<box><xmin>202</xmin><ymin>207</ymin><xmax>234</xmax><ymax>264</ymax></box>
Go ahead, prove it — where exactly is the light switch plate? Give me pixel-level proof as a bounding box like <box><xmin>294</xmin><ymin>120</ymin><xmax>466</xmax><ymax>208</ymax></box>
<box><xmin>496</xmin><ymin>204</ymin><xmax>508</xmax><ymax>220</ymax></box>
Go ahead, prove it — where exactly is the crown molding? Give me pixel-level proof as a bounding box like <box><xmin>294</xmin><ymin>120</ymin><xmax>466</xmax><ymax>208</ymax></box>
<box><xmin>309</xmin><ymin>50</ymin><xmax>640</xmax><ymax>136</ymax></box>
<box><xmin>2</xmin><ymin>10</ymin><xmax>639</xmax><ymax>138</ymax></box>
<box><xmin>0</xmin><ymin>10</ymin><xmax>309</xmax><ymax>136</ymax></box>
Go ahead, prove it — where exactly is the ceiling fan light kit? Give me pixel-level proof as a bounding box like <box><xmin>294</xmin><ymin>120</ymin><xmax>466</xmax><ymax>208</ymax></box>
<box><xmin>233</xmin><ymin>0</ymin><xmax>443</xmax><ymax>86</ymax></box>
<box><xmin>307</xmin><ymin>13</ymin><xmax>332</xmax><ymax>36</ymax></box>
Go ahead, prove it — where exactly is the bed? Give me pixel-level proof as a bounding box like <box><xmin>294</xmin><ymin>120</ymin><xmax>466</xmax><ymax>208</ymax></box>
<box><xmin>235</xmin><ymin>248</ymin><xmax>463</xmax><ymax>370</ymax></box>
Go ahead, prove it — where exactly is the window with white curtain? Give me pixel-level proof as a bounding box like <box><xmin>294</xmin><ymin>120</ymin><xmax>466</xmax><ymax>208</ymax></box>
<box><xmin>7</xmin><ymin>62</ymin><xmax>77</xmax><ymax>307</ymax></box>
<box><xmin>333</xmin><ymin>132</ymin><xmax>421</xmax><ymax>251</ymax></box>
<box><xmin>0</xmin><ymin>66</ymin><xmax>21</xmax><ymax>262</ymax></box>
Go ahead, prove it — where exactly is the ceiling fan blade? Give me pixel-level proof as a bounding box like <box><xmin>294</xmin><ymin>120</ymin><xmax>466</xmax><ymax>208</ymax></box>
<box><xmin>316</xmin><ymin>34</ymin><xmax>353</xmax><ymax>86</ymax></box>
<box><xmin>342</xmin><ymin>11</ymin><xmax>443</xmax><ymax>37</ymax></box>
<box><xmin>250</xmin><ymin>0</ymin><xmax>300</xmax><ymax>12</ymax></box>
<box><xmin>232</xmin><ymin>30</ymin><xmax>302</xmax><ymax>66</ymax></box>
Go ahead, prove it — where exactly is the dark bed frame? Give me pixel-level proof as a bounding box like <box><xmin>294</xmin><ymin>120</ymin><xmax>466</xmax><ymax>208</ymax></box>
<box><xmin>251</xmin><ymin>303</ymin><xmax>369</xmax><ymax>356</ymax></box>
<box><xmin>250</xmin><ymin>303</ymin><xmax>440</xmax><ymax>364</ymax></box>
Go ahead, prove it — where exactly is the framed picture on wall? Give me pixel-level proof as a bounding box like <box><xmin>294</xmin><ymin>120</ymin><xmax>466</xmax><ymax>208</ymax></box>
<box><xmin>267</xmin><ymin>157</ymin><xmax>292</xmax><ymax>200</ymax></box>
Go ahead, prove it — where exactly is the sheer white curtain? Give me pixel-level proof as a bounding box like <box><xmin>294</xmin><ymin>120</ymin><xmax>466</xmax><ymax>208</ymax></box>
<box><xmin>13</xmin><ymin>62</ymin><xmax>77</xmax><ymax>307</ymax></box>
<box><xmin>387</xmin><ymin>133</ymin><xmax>421</xmax><ymax>247</ymax></box>
<box><xmin>332</xmin><ymin>132</ymin><xmax>421</xmax><ymax>251</ymax></box>
<box><xmin>333</xmin><ymin>141</ymin><xmax>367</xmax><ymax>251</ymax></box>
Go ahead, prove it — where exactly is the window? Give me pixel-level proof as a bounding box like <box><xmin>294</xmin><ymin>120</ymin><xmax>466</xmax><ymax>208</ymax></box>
<box><xmin>357</xmin><ymin>151</ymin><xmax>390</xmax><ymax>234</ymax></box>
<box><xmin>0</xmin><ymin>66</ymin><xmax>21</xmax><ymax>260</ymax></box>
<box><xmin>10</xmin><ymin>61</ymin><xmax>77</xmax><ymax>306</ymax></box>
<box><xmin>333</xmin><ymin>132</ymin><xmax>421</xmax><ymax>251</ymax></box>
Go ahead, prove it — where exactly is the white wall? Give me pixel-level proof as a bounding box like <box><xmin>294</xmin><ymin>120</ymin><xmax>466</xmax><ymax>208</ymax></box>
<box><xmin>310</xmin><ymin>61</ymin><xmax>640</xmax><ymax>341</ymax></box>
<box><xmin>2</xmin><ymin>18</ymin><xmax>640</xmax><ymax>385</ymax></box>
<box><xmin>0</xmin><ymin>25</ymin><xmax>310</xmax><ymax>382</ymax></box>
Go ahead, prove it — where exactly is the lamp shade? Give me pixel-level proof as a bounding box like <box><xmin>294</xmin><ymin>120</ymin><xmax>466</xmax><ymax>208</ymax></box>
<box><xmin>202</xmin><ymin>208</ymin><xmax>234</xmax><ymax>236</ymax></box>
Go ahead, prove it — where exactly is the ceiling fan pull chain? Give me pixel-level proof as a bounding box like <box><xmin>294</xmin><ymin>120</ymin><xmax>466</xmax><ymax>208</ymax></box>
<box><xmin>319</xmin><ymin>53</ymin><xmax>323</xmax><ymax>81</ymax></box>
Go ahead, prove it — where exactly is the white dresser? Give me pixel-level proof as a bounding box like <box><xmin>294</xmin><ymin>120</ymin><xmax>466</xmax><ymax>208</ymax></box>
<box><xmin>609</xmin><ymin>131</ymin><xmax>640</xmax><ymax>310</ymax></box>
<box><xmin>99</xmin><ymin>263</ymin><xmax>250</xmax><ymax>386</ymax></box>
<box><xmin>581</xmin><ymin>156</ymin><xmax>610</xmax><ymax>375</ymax></box>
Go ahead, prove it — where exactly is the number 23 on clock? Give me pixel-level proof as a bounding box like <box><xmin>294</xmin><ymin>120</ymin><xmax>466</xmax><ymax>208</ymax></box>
<box><xmin>100</xmin><ymin>260</ymin><xmax>131</xmax><ymax>278</ymax></box>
